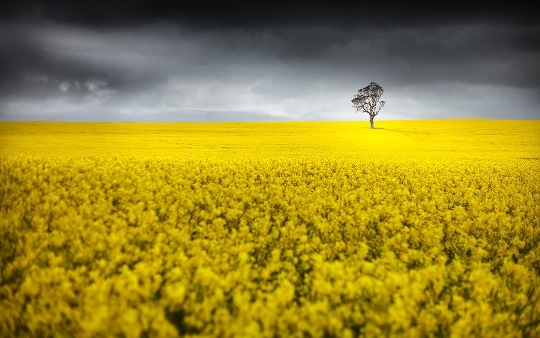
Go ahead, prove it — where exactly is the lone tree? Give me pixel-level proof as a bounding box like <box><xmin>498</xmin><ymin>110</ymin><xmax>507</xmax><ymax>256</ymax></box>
<box><xmin>352</xmin><ymin>82</ymin><xmax>385</xmax><ymax>129</ymax></box>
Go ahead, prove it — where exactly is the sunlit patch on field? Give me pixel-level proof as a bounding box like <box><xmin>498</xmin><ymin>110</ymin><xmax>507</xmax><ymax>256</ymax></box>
<box><xmin>1</xmin><ymin>120</ymin><xmax>539</xmax><ymax>337</ymax></box>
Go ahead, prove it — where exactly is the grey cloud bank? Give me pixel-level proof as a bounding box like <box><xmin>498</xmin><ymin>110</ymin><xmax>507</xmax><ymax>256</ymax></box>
<box><xmin>0</xmin><ymin>1</ymin><xmax>539</xmax><ymax>121</ymax></box>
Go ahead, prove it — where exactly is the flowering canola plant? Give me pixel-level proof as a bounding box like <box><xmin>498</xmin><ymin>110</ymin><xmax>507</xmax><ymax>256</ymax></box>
<box><xmin>1</xmin><ymin>120</ymin><xmax>539</xmax><ymax>337</ymax></box>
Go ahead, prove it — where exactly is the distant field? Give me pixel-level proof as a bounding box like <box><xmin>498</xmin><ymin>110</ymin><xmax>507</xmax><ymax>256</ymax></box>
<box><xmin>1</xmin><ymin>120</ymin><xmax>539</xmax><ymax>337</ymax></box>
<box><xmin>0</xmin><ymin>120</ymin><xmax>539</xmax><ymax>161</ymax></box>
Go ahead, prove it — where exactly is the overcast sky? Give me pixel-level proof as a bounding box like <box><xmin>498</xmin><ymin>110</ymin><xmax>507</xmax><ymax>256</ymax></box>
<box><xmin>1</xmin><ymin>1</ymin><xmax>539</xmax><ymax>121</ymax></box>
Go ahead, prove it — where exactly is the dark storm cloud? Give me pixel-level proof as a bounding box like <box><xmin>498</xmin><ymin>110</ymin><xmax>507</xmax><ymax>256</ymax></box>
<box><xmin>0</xmin><ymin>0</ymin><xmax>539</xmax><ymax>121</ymax></box>
<box><xmin>0</xmin><ymin>23</ymin><xmax>166</xmax><ymax>96</ymax></box>
<box><xmin>317</xmin><ymin>25</ymin><xmax>540</xmax><ymax>89</ymax></box>
<box><xmin>3</xmin><ymin>0</ymin><xmax>538</xmax><ymax>28</ymax></box>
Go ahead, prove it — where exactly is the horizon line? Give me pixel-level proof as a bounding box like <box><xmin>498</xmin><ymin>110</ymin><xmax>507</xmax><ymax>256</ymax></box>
<box><xmin>1</xmin><ymin>117</ymin><xmax>540</xmax><ymax>123</ymax></box>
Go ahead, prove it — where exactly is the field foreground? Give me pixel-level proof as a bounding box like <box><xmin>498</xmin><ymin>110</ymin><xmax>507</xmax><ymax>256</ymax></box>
<box><xmin>1</xmin><ymin>120</ymin><xmax>539</xmax><ymax>337</ymax></box>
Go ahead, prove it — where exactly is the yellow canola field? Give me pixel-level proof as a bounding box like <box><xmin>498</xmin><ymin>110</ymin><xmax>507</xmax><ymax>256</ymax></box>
<box><xmin>0</xmin><ymin>120</ymin><xmax>539</xmax><ymax>337</ymax></box>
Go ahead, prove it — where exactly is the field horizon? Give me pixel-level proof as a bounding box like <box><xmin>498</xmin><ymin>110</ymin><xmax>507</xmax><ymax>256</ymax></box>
<box><xmin>2</xmin><ymin>119</ymin><xmax>539</xmax><ymax>161</ymax></box>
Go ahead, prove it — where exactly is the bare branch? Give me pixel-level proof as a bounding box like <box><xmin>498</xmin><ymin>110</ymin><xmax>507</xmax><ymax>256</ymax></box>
<box><xmin>351</xmin><ymin>82</ymin><xmax>385</xmax><ymax>129</ymax></box>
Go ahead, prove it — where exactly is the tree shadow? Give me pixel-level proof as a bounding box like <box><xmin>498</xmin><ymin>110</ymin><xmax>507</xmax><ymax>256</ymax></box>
<box><xmin>374</xmin><ymin>127</ymin><xmax>398</xmax><ymax>132</ymax></box>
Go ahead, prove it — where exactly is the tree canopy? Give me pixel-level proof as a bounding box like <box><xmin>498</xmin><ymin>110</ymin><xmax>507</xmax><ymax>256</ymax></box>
<box><xmin>352</xmin><ymin>82</ymin><xmax>385</xmax><ymax>129</ymax></box>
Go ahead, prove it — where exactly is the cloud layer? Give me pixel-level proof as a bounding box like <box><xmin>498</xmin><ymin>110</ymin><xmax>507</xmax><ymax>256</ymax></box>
<box><xmin>1</xmin><ymin>1</ymin><xmax>539</xmax><ymax>121</ymax></box>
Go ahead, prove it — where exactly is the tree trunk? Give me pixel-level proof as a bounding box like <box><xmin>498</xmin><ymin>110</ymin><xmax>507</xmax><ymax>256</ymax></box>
<box><xmin>370</xmin><ymin>116</ymin><xmax>374</xmax><ymax>129</ymax></box>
